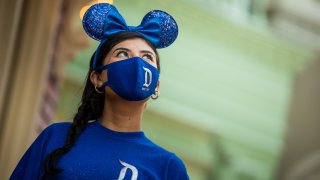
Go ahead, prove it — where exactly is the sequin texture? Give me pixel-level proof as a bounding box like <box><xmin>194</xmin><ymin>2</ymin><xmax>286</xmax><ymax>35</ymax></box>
<box><xmin>141</xmin><ymin>10</ymin><xmax>178</xmax><ymax>48</ymax></box>
<box><xmin>82</xmin><ymin>3</ymin><xmax>178</xmax><ymax>48</ymax></box>
<box><xmin>82</xmin><ymin>3</ymin><xmax>113</xmax><ymax>41</ymax></box>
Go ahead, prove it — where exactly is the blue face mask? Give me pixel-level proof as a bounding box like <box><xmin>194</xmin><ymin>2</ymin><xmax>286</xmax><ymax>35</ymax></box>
<box><xmin>96</xmin><ymin>57</ymin><xmax>159</xmax><ymax>101</ymax></box>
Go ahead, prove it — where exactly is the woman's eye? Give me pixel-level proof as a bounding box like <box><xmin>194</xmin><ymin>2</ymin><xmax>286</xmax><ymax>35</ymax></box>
<box><xmin>142</xmin><ymin>54</ymin><xmax>153</xmax><ymax>61</ymax></box>
<box><xmin>116</xmin><ymin>51</ymin><xmax>128</xmax><ymax>57</ymax></box>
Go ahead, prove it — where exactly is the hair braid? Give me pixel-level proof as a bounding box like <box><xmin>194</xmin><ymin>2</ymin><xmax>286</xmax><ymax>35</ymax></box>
<box><xmin>44</xmin><ymin>80</ymin><xmax>104</xmax><ymax>175</ymax></box>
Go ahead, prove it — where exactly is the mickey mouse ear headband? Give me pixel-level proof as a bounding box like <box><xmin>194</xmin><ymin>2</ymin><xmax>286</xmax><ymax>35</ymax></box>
<box><xmin>82</xmin><ymin>3</ymin><xmax>179</xmax><ymax>69</ymax></box>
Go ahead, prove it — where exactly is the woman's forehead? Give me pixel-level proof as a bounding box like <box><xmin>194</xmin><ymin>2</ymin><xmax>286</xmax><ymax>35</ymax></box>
<box><xmin>111</xmin><ymin>38</ymin><xmax>155</xmax><ymax>53</ymax></box>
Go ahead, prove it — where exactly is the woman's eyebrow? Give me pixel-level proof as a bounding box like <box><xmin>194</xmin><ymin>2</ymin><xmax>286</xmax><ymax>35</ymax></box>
<box><xmin>112</xmin><ymin>47</ymin><xmax>131</xmax><ymax>55</ymax></box>
<box><xmin>140</xmin><ymin>50</ymin><xmax>155</xmax><ymax>56</ymax></box>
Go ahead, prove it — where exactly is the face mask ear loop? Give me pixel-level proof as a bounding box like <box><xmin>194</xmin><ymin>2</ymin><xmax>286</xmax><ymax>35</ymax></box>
<box><xmin>97</xmin><ymin>80</ymin><xmax>110</xmax><ymax>92</ymax></box>
<box><xmin>92</xmin><ymin>39</ymin><xmax>107</xmax><ymax>70</ymax></box>
<box><xmin>96</xmin><ymin>63</ymin><xmax>110</xmax><ymax>92</ymax></box>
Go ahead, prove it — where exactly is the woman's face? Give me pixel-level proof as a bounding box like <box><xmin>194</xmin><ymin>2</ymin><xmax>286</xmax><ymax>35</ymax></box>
<box><xmin>103</xmin><ymin>38</ymin><xmax>158</xmax><ymax>68</ymax></box>
<box><xmin>91</xmin><ymin>38</ymin><xmax>160</xmax><ymax>101</ymax></box>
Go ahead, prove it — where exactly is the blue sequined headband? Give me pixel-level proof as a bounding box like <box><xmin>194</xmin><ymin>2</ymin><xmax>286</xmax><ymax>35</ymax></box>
<box><xmin>82</xmin><ymin>3</ymin><xmax>179</xmax><ymax>69</ymax></box>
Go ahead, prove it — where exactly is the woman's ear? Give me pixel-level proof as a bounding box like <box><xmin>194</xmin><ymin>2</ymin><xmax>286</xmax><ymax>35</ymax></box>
<box><xmin>90</xmin><ymin>71</ymin><xmax>104</xmax><ymax>87</ymax></box>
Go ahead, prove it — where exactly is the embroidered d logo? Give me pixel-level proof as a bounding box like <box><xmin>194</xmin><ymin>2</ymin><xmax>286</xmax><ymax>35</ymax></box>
<box><xmin>143</xmin><ymin>67</ymin><xmax>152</xmax><ymax>88</ymax></box>
<box><xmin>117</xmin><ymin>160</ymin><xmax>138</xmax><ymax>180</ymax></box>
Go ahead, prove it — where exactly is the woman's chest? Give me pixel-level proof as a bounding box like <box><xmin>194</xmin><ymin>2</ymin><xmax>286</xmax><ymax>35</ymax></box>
<box><xmin>53</xmin><ymin>142</ymin><xmax>166</xmax><ymax>180</ymax></box>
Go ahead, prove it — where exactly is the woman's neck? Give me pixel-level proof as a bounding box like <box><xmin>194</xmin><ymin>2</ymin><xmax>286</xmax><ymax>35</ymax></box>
<box><xmin>99</xmin><ymin>95</ymin><xmax>146</xmax><ymax>132</ymax></box>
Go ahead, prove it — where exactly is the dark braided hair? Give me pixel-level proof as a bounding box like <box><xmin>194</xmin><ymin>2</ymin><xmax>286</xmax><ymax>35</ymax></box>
<box><xmin>44</xmin><ymin>31</ymin><xmax>160</xmax><ymax>176</ymax></box>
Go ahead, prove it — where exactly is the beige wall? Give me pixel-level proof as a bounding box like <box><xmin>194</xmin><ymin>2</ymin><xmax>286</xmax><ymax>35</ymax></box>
<box><xmin>0</xmin><ymin>0</ymin><xmax>91</xmax><ymax>178</ymax></box>
<box><xmin>0</xmin><ymin>0</ymin><xmax>63</xmax><ymax>178</ymax></box>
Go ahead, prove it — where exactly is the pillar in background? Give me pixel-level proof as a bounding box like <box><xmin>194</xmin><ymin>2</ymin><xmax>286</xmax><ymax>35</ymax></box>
<box><xmin>0</xmin><ymin>0</ymin><xmax>90</xmax><ymax>179</ymax></box>
<box><xmin>267</xmin><ymin>0</ymin><xmax>320</xmax><ymax>179</ymax></box>
<box><xmin>276</xmin><ymin>58</ymin><xmax>320</xmax><ymax>180</ymax></box>
<box><xmin>0</xmin><ymin>0</ymin><xmax>63</xmax><ymax>178</ymax></box>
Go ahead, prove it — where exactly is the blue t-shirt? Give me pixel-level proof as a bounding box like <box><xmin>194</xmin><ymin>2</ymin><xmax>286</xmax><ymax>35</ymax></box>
<box><xmin>10</xmin><ymin>120</ymin><xmax>189</xmax><ymax>180</ymax></box>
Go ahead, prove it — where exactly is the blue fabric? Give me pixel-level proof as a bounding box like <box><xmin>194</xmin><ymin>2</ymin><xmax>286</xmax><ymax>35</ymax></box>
<box><xmin>82</xmin><ymin>3</ymin><xmax>178</xmax><ymax>48</ymax></box>
<box><xmin>82</xmin><ymin>3</ymin><xmax>179</xmax><ymax>69</ymax></box>
<box><xmin>96</xmin><ymin>57</ymin><xmax>159</xmax><ymax>101</ymax></box>
<box><xmin>10</xmin><ymin>121</ymin><xmax>189</xmax><ymax>180</ymax></box>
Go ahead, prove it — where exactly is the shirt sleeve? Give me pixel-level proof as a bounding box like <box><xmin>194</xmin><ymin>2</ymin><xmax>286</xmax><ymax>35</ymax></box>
<box><xmin>166</xmin><ymin>154</ymin><xmax>190</xmax><ymax>180</ymax></box>
<box><xmin>10</xmin><ymin>125</ymin><xmax>53</xmax><ymax>180</ymax></box>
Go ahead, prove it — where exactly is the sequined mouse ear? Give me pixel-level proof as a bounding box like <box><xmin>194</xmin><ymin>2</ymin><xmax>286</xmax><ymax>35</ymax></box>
<box><xmin>141</xmin><ymin>10</ymin><xmax>179</xmax><ymax>49</ymax></box>
<box><xmin>82</xmin><ymin>3</ymin><xmax>118</xmax><ymax>41</ymax></box>
<box><xmin>82</xmin><ymin>3</ymin><xmax>179</xmax><ymax>49</ymax></box>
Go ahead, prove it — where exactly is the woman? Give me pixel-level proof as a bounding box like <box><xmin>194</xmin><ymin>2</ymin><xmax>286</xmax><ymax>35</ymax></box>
<box><xmin>11</xmin><ymin>3</ymin><xmax>189</xmax><ymax>180</ymax></box>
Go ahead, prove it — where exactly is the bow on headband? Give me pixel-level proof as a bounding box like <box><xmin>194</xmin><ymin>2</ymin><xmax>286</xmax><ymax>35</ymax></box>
<box><xmin>82</xmin><ymin>3</ymin><xmax>178</xmax><ymax>69</ymax></box>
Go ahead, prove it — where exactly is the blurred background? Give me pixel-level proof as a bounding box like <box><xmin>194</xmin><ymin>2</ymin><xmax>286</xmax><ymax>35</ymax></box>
<box><xmin>1</xmin><ymin>0</ymin><xmax>320</xmax><ymax>179</ymax></box>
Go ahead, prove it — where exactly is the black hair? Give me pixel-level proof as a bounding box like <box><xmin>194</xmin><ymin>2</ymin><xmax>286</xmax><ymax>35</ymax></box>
<box><xmin>44</xmin><ymin>31</ymin><xmax>160</xmax><ymax>176</ymax></box>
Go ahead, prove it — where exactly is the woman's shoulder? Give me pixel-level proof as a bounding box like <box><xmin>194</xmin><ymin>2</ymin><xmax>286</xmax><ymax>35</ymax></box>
<box><xmin>37</xmin><ymin>121</ymin><xmax>72</xmax><ymax>146</ymax></box>
<box><xmin>46</xmin><ymin>121</ymin><xmax>72</xmax><ymax>130</ymax></box>
<box><xmin>142</xmin><ymin>137</ymin><xmax>187</xmax><ymax>166</ymax></box>
<box><xmin>41</xmin><ymin>121</ymin><xmax>72</xmax><ymax>136</ymax></box>
<box><xmin>137</xmin><ymin>137</ymin><xmax>189</xmax><ymax>179</ymax></box>
<box><xmin>164</xmin><ymin>153</ymin><xmax>189</xmax><ymax>179</ymax></box>
<box><xmin>146</xmin><ymin>142</ymin><xmax>189</xmax><ymax>179</ymax></box>
<box><xmin>10</xmin><ymin>122</ymin><xmax>72</xmax><ymax>179</ymax></box>
<box><xmin>141</xmin><ymin>137</ymin><xmax>171</xmax><ymax>154</ymax></box>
